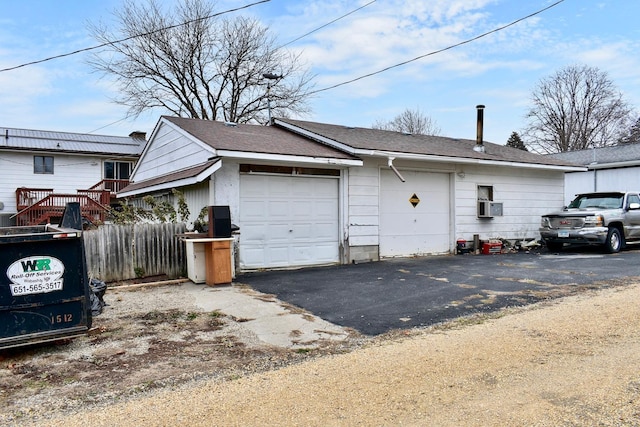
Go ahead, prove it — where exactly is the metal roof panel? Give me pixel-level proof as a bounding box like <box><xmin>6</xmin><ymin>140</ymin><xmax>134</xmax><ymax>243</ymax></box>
<box><xmin>0</xmin><ymin>127</ymin><xmax>145</xmax><ymax>156</ymax></box>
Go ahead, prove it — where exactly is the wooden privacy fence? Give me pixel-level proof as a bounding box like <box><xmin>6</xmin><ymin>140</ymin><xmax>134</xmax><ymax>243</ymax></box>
<box><xmin>83</xmin><ymin>223</ymin><xmax>187</xmax><ymax>283</ymax></box>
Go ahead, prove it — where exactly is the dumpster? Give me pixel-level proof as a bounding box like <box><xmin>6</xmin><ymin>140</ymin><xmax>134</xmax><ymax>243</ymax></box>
<box><xmin>0</xmin><ymin>202</ymin><xmax>92</xmax><ymax>350</ymax></box>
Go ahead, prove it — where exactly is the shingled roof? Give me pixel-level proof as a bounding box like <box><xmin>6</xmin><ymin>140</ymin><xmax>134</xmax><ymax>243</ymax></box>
<box><xmin>547</xmin><ymin>144</ymin><xmax>640</xmax><ymax>167</ymax></box>
<box><xmin>119</xmin><ymin>159</ymin><xmax>221</xmax><ymax>196</ymax></box>
<box><xmin>275</xmin><ymin>118</ymin><xmax>582</xmax><ymax>168</ymax></box>
<box><xmin>163</xmin><ymin>116</ymin><xmax>358</xmax><ymax>160</ymax></box>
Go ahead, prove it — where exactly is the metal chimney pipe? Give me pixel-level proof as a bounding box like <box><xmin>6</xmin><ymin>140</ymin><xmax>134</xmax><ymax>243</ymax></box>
<box><xmin>474</xmin><ymin>104</ymin><xmax>486</xmax><ymax>153</ymax></box>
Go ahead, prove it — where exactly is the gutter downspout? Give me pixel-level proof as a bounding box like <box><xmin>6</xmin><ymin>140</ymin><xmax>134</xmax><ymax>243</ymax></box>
<box><xmin>388</xmin><ymin>157</ymin><xmax>405</xmax><ymax>182</ymax></box>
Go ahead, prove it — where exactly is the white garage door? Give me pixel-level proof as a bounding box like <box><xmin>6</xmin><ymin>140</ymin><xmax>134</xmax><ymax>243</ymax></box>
<box><xmin>380</xmin><ymin>169</ymin><xmax>451</xmax><ymax>257</ymax></box>
<box><xmin>239</xmin><ymin>175</ymin><xmax>339</xmax><ymax>269</ymax></box>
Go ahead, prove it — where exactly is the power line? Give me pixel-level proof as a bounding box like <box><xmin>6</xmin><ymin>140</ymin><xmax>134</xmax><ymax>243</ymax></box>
<box><xmin>0</xmin><ymin>0</ymin><xmax>270</xmax><ymax>73</ymax></box>
<box><xmin>3</xmin><ymin>0</ymin><xmax>564</xmax><ymax>134</ymax></box>
<box><xmin>278</xmin><ymin>0</ymin><xmax>376</xmax><ymax>49</ymax></box>
<box><xmin>84</xmin><ymin>1</ymin><xmax>374</xmax><ymax>134</ymax></box>
<box><xmin>83</xmin><ymin>1</ymin><xmax>376</xmax><ymax>134</ymax></box>
<box><xmin>86</xmin><ymin>117</ymin><xmax>130</xmax><ymax>134</ymax></box>
<box><xmin>309</xmin><ymin>0</ymin><xmax>565</xmax><ymax>95</ymax></box>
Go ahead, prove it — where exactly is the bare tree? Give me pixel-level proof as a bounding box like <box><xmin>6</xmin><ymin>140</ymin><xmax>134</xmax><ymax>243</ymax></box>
<box><xmin>618</xmin><ymin>117</ymin><xmax>640</xmax><ymax>144</ymax></box>
<box><xmin>87</xmin><ymin>0</ymin><xmax>314</xmax><ymax>124</ymax></box>
<box><xmin>372</xmin><ymin>107</ymin><xmax>441</xmax><ymax>136</ymax></box>
<box><xmin>523</xmin><ymin>64</ymin><xmax>633</xmax><ymax>153</ymax></box>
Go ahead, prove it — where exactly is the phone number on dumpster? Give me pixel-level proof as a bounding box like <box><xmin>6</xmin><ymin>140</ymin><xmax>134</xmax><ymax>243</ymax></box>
<box><xmin>9</xmin><ymin>280</ymin><xmax>64</xmax><ymax>296</ymax></box>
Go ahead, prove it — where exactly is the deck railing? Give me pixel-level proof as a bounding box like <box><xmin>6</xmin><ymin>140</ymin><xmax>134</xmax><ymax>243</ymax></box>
<box><xmin>14</xmin><ymin>187</ymin><xmax>114</xmax><ymax>226</ymax></box>
<box><xmin>14</xmin><ymin>194</ymin><xmax>109</xmax><ymax>226</ymax></box>
<box><xmin>16</xmin><ymin>187</ymin><xmax>54</xmax><ymax>211</ymax></box>
<box><xmin>88</xmin><ymin>179</ymin><xmax>130</xmax><ymax>193</ymax></box>
<box><xmin>77</xmin><ymin>189</ymin><xmax>111</xmax><ymax>206</ymax></box>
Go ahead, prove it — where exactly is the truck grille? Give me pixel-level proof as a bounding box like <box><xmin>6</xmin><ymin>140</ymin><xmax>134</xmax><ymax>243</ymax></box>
<box><xmin>548</xmin><ymin>217</ymin><xmax>585</xmax><ymax>229</ymax></box>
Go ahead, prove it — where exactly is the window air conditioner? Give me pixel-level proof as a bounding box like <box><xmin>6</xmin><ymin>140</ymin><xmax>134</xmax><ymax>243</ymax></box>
<box><xmin>478</xmin><ymin>201</ymin><xmax>503</xmax><ymax>218</ymax></box>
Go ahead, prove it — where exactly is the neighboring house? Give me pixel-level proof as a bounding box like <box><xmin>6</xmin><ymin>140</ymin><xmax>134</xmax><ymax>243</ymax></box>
<box><xmin>119</xmin><ymin>113</ymin><xmax>583</xmax><ymax>272</ymax></box>
<box><xmin>0</xmin><ymin>127</ymin><xmax>145</xmax><ymax>226</ymax></box>
<box><xmin>548</xmin><ymin>144</ymin><xmax>640</xmax><ymax>204</ymax></box>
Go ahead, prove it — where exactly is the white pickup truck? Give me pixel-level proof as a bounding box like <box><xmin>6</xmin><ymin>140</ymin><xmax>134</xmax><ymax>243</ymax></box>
<box><xmin>539</xmin><ymin>191</ymin><xmax>640</xmax><ymax>253</ymax></box>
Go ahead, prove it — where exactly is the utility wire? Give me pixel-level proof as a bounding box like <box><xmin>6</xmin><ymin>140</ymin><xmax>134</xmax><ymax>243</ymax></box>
<box><xmin>0</xmin><ymin>0</ymin><xmax>270</xmax><ymax>73</ymax></box>
<box><xmin>85</xmin><ymin>1</ymin><xmax>375</xmax><ymax>134</ymax></box>
<box><xmin>2</xmin><ymin>0</ymin><xmax>563</xmax><ymax>133</ymax></box>
<box><xmin>86</xmin><ymin>117</ymin><xmax>130</xmax><ymax>134</ymax></box>
<box><xmin>278</xmin><ymin>0</ymin><xmax>376</xmax><ymax>49</ymax></box>
<box><xmin>309</xmin><ymin>0</ymin><xmax>565</xmax><ymax>95</ymax></box>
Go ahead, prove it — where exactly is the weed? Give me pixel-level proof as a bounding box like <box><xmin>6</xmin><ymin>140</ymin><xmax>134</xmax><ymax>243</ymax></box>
<box><xmin>23</xmin><ymin>379</ymin><xmax>48</xmax><ymax>389</ymax></box>
<box><xmin>134</xmin><ymin>266</ymin><xmax>145</xmax><ymax>278</ymax></box>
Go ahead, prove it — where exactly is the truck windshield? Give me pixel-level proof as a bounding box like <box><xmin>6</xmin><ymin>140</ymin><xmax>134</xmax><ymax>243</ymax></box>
<box><xmin>568</xmin><ymin>194</ymin><xmax>623</xmax><ymax>209</ymax></box>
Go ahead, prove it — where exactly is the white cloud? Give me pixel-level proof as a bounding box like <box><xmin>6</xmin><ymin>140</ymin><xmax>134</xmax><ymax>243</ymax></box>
<box><xmin>285</xmin><ymin>0</ymin><xmax>556</xmax><ymax>97</ymax></box>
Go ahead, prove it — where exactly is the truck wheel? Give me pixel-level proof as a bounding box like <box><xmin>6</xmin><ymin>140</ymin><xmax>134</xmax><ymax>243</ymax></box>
<box><xmin>604</xmin><ymin>227</ymin><xmax>623</xmax><ymax>253</ymax></box>
<box><xmin>546</xmin><ymin>241</ymin><xmax>563</xmax><ymax>252</ymax></box>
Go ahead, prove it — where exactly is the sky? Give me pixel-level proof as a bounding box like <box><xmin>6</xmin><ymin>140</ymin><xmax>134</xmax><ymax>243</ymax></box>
<box><xmin>1</xmin><ymin>0</ymin><xmax>640</xmax><ymax>145</ymax></box>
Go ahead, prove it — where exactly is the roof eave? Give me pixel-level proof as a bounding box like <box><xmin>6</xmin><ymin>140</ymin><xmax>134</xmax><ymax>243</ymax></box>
<box><xmin>118</xmin><ymin>161</ymin><xmax>222</xmax><ymax>198</ymax></box>
<box><xmin>216</xmin><ymin>149</ymin><xmax>362</xmax><ymax>167</ymax></box>
<box><xmin>367</xmin><ymin>150</ymin><xmax>586</xmax><ymax>171</ymax></box>
<box><xmin>587</xmin><ymin>160</ymin><xmax>640</xmax><ymax>170</ymax></box>
<box><xmin>0</xmin><ymin>146</ymin><xmax>140</xmax><ymax>157</ymax></box>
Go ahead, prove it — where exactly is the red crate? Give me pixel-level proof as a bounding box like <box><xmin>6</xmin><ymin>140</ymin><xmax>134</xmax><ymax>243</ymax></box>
<box><xmin>481</xmin><ymin>242</ymin><xmax>502</xmax><ymax>254</ymax></box>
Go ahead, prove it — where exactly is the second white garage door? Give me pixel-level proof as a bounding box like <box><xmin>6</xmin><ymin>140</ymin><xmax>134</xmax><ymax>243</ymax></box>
<box><xmin>379</xmin><ymin>169</ymin><xmax>451</xmax><ymax>257</ymax></box>
<box><xmin>239</xmin><ymin>174</ymin><xmax>340</xmax><ymax>269</ymax></box>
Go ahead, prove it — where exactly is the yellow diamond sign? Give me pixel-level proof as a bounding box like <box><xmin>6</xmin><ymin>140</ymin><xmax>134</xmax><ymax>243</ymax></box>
<box><xmin>409</xmin><ymin>193</ymin><xmax>420</xmax><ymax>207</ymax></box>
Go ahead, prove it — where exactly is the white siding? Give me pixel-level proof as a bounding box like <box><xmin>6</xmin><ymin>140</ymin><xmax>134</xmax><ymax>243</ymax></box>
<box><xmin>455</xmin><ymin>165</ymin><xmax>565</xmax><ymax>242</ymax></box>
<box><xmin>157</xmin><ymin>162</ymin><xmax>240</xmax><ymax>230</ymax></box>
<box><xmin>134</xmin><ymin>122</ymin><xmax>212</xmax><ymax>182</ymax></box>
<box><xmin>0</xmin><ymin>151</ymin><xmax>105</xmax><ymax>213</ymax></box>
<box><xmin>181</xmin><ymin>181</ymin><xmax>210</xmax><ymax>228</ymax></box>
<box><xmin>347</xmin><ymin>161</ymin><xmax>380</xmax><ymax>246</ymax></box>
<box><xmin>594</xmin><ymin>167</ymin><xmax>640</xmax><ymax>192</ymax></box>
<box><xmin>565</xmin><ymin>171</ymin><xmax>595</xmax><ymax>203</ymax></box>
<box><xmin>211</xmin><ymin>161</ymin><xmax>241</xmax><ymax>222</ymax></box>
<box><xmin>565</xmin><ymin>167</ymin><xmax>640</xmax><ymax>204</ymax></box>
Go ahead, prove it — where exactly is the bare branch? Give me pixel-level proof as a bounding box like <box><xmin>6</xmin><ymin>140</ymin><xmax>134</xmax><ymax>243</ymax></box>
<box><xmin>372</xmin><ymin>107</ymin><xmax>442</xmax><ymax>136</ymax></box>
<box><xmin>86</xmin><ymin>0</ymin><xmax>314</xmax><ymax>123</ymax></box>
<box><xmin>523</xmin><ymin>64</ymin><xmax>633</xmax><ymax>153</ymax></box>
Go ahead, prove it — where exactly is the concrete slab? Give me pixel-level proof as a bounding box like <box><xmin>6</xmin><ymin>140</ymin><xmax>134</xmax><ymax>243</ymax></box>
<box><xmin>181</xmin><ymin>282</ymin><xmax>350</xmax><ymax>349</ymax></box>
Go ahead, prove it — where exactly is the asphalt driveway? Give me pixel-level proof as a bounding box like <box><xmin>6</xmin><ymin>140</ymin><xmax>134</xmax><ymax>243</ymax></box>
<box><xmin>237</xmin><ymin>248</ymin><xmax>640</xmax><ymax>335</ymax></box>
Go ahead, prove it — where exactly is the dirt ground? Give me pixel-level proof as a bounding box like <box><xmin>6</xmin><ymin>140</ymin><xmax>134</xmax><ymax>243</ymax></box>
<box><xmin>0</xmin><ymin>278</ymin><xmax>364</xmax><ymax>426</ymax></box>
<box><xmin>2</xmin><ymin>278</ymin><xmax>640</xmax><ymax>426</ymax></box>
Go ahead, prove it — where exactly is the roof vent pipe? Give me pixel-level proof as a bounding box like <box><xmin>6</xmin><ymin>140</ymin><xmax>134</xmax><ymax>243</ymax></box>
<box><xmin>474</xmin><ymin>104</ymin><xmax>486</xmax><ymax>153</ymax></box>
<box><xmin>388</xmin><ymin>157</ymin><xmax>405</xmax><ymax>182</ymax></box>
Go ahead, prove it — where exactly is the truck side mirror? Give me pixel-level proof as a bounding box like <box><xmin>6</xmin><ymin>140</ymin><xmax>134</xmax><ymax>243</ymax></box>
<box><xmin>628</xmin><ymin>203</ymin><xmax>640</xmax><ymax>210</ymax></box>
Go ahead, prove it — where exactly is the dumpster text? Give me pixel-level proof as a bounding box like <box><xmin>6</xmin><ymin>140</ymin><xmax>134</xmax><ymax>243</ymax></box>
<box><xmin>6</xmin><ymin>256</ymin><xmax>65</xmax><ymax>296</ymax></box>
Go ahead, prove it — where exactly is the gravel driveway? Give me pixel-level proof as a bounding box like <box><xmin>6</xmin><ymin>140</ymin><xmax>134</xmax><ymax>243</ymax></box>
<box><xmin>9</xmin><ymin>280</ymin><xmax>640</xmax><ymax>426</ymax></box>
<box><xmin>4</xmin><ymin>249</ymin><xmax>640</xmax><ymax>426</ymax></box>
